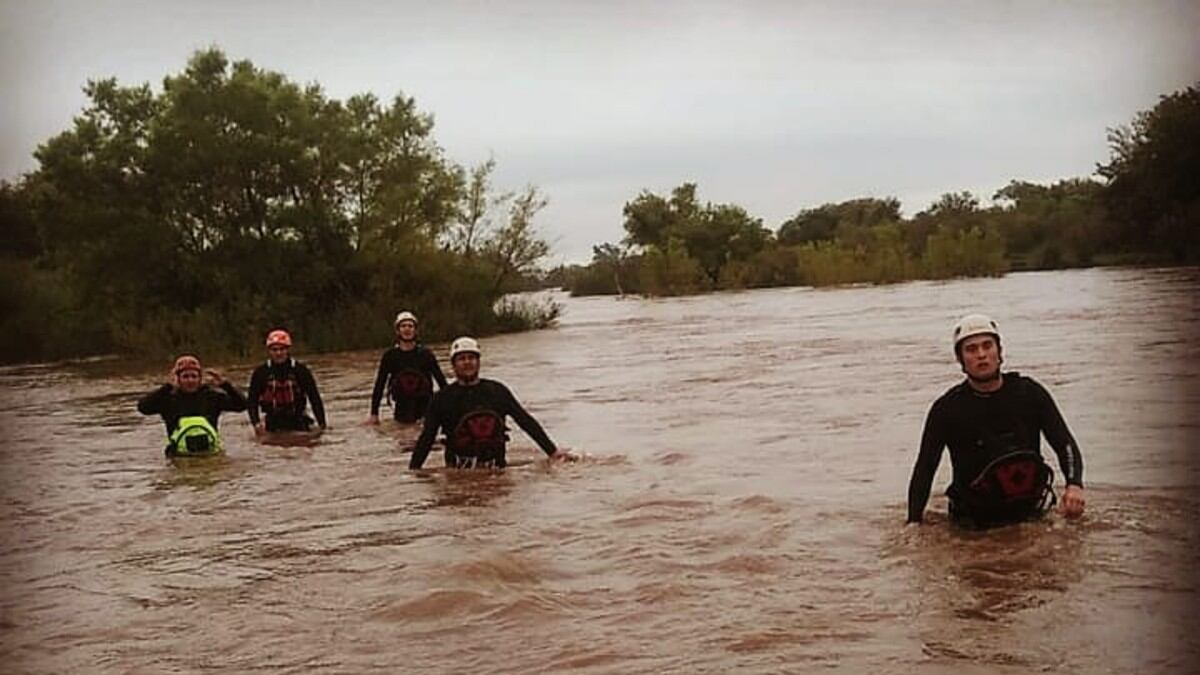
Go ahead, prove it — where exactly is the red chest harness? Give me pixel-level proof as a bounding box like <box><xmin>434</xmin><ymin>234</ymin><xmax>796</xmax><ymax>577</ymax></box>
<box><xmin>259</xmin><ymin>360</ymin><xmax>302</xmax><ymax>413</ymax></box>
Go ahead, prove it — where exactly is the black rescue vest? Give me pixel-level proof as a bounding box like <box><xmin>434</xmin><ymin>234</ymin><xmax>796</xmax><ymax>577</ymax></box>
<box><xmin>947</xmin><ymin>427</ymin><xmax>1055</xmax><ymax>526</ymax></box>
<box><xmin>389</xmin><ymin>368</ymin><xmax>432</xmax><ymax>401</ymax></box>
<box><xmin>447</xmin><ymin>409</ymin><xmax>507</xmax><ymax>468</ymax></box>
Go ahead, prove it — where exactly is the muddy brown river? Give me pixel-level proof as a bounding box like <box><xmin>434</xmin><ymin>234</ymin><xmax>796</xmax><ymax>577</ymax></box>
<box><xmin>1</xmin><ymin>267</ymin><xmax>1198</xmax><ymax>673</ymax></box>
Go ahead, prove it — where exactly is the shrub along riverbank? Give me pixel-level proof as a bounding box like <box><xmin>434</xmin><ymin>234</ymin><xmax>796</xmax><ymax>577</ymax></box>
<box><xmin>2</xmin><ymin>54</ymin><xmax>1195</xmax><ymax>364</ymax></box>
<box><xmin>553</xmin><ymin>83</ymin><xmax>1198</xmax><ymax>297</ymax></box>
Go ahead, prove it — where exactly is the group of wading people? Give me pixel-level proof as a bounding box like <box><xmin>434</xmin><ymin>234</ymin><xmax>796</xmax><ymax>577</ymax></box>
<box><xmin>138</xmin><ymin>311</ymin><xmax>1086</xmax><ymax>529</ymax></box>
<box><xmin>137</xmin><ymin>311</ymin><xmax>575</xmax><ymax>470</ymax></box>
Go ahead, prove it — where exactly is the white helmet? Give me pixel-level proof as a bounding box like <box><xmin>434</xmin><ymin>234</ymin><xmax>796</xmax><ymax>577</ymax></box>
<box><xmin>952</xmin><ymin>313</ymin><xmax>1001</xmax><ymax>355</ymax></box>
<box><xmin>450</xmin><ymin>336</ymin><xmax>481</xmax><ymax>360</ymax></box>
<box><xmin>394</xmin><ymin>311</ymin><xmax>418</xmax><ymax>327</ymax></box>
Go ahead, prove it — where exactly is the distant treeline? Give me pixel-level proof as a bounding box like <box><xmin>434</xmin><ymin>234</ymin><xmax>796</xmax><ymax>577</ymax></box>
<box><xmin>554</xmin><ymin>82</ymin><xmax>1199</xmax><ymax>297</ymax></box>
<box><xmin>0</xmin><ymin>49</ymin><xmax>558</xmax><ymax>365</ymax></box>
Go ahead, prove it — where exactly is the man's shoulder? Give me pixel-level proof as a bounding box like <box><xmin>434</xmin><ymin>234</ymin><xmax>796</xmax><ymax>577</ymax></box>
<box><xmin>933</xmin><ymin>380</ymin><xmax>968</xmax><ymax>406</ymax></box>
<box><xmin>1002</xmin><ymin>371</ymin><xmax>1052</xmax><ymax>399</ymax></box>
<box><xmin>478</xmin><ymin>378</ymin><xmax>511</xmax><ymax>392</ymax></box>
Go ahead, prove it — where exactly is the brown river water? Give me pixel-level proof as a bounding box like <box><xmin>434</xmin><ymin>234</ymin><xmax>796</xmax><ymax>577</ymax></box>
<box><xmin>2</xmin><ymin>267</ymin><xmax>1198</xmax><ymax>674</ymax></box>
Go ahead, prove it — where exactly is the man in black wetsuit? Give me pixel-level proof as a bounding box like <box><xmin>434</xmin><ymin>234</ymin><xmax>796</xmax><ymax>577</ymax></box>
<box><xmin>137</xmin><ymin>354</ymin><xmax>248</xmax><ymax>456</ymax></box>
<box><xmin>906</xmin><ymin>314</ymin><xmax>1087</xmax><ymax>528</ymax></box>
<box><xmin>409</xmin><ymin>336</ymin><xmax>576</xmax><ymax>469</ymax></box>
<box><xmin>247</xmin><ymin>329</ymin><xmax>327</xmax><ymax>434</ymax></box>
<box><xmin>368</xmin><ymin>311</ymin><xmax>448</xmax><ymax>424</ymax></box>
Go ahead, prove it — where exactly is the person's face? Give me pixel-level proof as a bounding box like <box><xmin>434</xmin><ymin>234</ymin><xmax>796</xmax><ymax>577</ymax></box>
<box><xmin>267</xmin><ymin>344</ymin><xmax>290</xmax><ymax>364</ymax></box>
<box><xmin>396</xmin><ymin>321</ymin><xmax>417</xmax><ymax>342</ymax></box>
<box><xmin>959</xmin><ymin>334</ymin><xmax>1001</xmax><ymax>381</ymax></box>
<box><xmin>451</xmin><ymin>352</ymin><xmax>480</xmax><ymax>383</ymax></box>
<box><xmin>177</xmin><ymin>369</ymin><xmax>202</xmax><ymax>393</ymax></box>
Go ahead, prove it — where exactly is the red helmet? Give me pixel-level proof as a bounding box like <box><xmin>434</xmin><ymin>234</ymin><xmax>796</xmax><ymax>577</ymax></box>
<box><xmin>266</xmin><ymin>329</ymin><xmax>293</xmax><ymax>347</ymax></box>
<box><xmin>173</xmin><ymin>355</ymin><xmax>202</xmax><ymax>375</ymax></box>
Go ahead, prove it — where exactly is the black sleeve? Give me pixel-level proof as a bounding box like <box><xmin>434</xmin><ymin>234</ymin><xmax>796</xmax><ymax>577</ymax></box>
<box><xmin>409</xmin><ymin>392</ymin><xmax>444</xmax><ymax>469</ymax></box>
<box><xmin>370</xmin><ymin>351</ymin><xmax>390</xmax><ymax>416</ymax></box>
<box><xmin>298</xmin><ymin>364</ymin><xmax>327</xmax><ymax>428</ymax></box>
<box><xmin>426</xmin><ymin>349</ymin><xmax>448</xmax><ymax>389</ymax></box>
<box><xmin>137</xmin><ymin>384</ymin><xmax>173</xmax><ymax>415</ymax></box>
<box><xmin>1028</xmin><ymin>378</ymin><xmax>1084</xmax><ymax>487</ymax></box>
<box><xmin>218</xmin><ymin>381</ymin><xmax>248</xmax><ymax>413</ymax></box>
<box><xmin>500</xmin><ymin>383</ymin><xmax>558</xmax><ymax>456</ymax></box>
<box><xmin>907</xmin><ymin>399</ymin><xmax>947</xmax><ymax>523</ymax></box>
<box><xmin>246</xmin><ymin>368</ymin><xmax>265</xmax><ymax>425</ymax></box>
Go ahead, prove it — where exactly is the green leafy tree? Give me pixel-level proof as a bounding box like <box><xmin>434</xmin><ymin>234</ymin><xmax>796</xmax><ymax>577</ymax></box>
<box><xmin>590</xmin><ymin>242</ymin><xmax>630</xmax><ymax>295</ymax></box>
<box><xmin>778</xmin><ymin>197</ymin><xmax>900</xmax><ymax>246</ymax></box>
<box><xmin>1097</xmin><ymin>82</ymin><xmax>1200</xmax><ymax>261</ymax></box>
<box><xmin>2</xmin><ymin>47</ymin><xmax>555</xmax><ymax>364</ymax></box>
<box><xmin>486</xmin><ymin>185</ymin><xmax>551</xmax><ymax>294</ymax></box>
<box><xmin>639</xmin><ymin>238</ymin><xmax>709</xmax><ymax>296</ymax></box>
<box><xmin>0</xmin><ymin>181</ymin><xmax>42</xmax><ymax>259</ymax></box>
<box><xmin>622</xmin><ymin>183</ymin><xmax>769</xmax><ymax>285</ymax></box>
<box><xmin>449</xmin><ymin>157</ymin><xmax>501</xmax><ymax>258</ymax></box>
<box><xmin>991</xmin><ymin>178</ymin><xmax>1108</xmax><ymax>268</ymax></box>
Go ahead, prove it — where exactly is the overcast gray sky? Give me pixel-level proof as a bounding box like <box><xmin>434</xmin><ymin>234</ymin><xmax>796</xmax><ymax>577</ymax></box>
<box><xmin>2</xmin><ymin>1</ymin><xmax>1198</xmax><ymax>263</ymax></box>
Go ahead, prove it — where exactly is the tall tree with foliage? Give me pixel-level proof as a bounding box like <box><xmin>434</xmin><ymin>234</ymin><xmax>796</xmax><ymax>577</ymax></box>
<box><xmin>1097</xmin><ymin>82</ymin><xmax>1200</xmax><ymax>261</ymax></box>
<box><xmin>487</xmin><ymin>185</ymin><xmax>551</xmax><ymax>294</ymax></box>
<box><xmin>2</xmin><ymin>47</ymin><xmax>555</xmax><ymax>364</ymax></box>
<box><xmin>622</xmin><ymin>182</ymin><xmax>770</xmax><ymax>286</ymax></box>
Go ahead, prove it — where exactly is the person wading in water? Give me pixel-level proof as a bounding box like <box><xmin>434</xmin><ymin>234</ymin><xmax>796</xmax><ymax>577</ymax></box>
<box><xmin>368</xmin><ymin>311</ymin><xmax>447</xmax><ymax>425</ymax></box>
<box><xmin>408</xmin><ymin>336</ymin><xmax>576</xmax><ymax>469</ymax></box>
<box><xmin>138</xmin><ymin>355</ymin><xmax>248</xmax><ymax>457</ymax></box>
<box><xmin>907</xmin><ymin>314</ymin><xmax>1086</xmax><ymax>528</ymax></box>
<box><xmin>247</xmin><ymin>329</ymin><xmax>327</xmax><ymax>435</ymax></box>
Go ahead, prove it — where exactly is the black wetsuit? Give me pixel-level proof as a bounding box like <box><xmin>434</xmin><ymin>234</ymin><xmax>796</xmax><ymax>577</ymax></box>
<box><xmin>907</xmin><ymin>371</ymin><xmax>1084</xmax><ymax>527</ymax></box>
<box><xmin>137</xmin><ymin>382</ymin><xmax>248</xmax><ymax>436</ymax></box>
<box><xmin>409</xmin><ymin>378</ymin><xmax>558</xmax><ymax>469</ymax></box>
<box><xmin>247</xmin><ymin>359</ymin><xmax>327</xmax><ymax>432</ymax></box>
<box><xmin>370</xmin><ymin>344</ymin><xmax>448</xmax><ymax>423</ymax></box>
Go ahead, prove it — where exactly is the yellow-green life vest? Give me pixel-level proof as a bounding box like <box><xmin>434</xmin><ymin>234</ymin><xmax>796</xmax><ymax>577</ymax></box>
<box><xmin>168</xmin><ymin>416</ymin><xmax>222</xmax><ymax>456</ymax></box>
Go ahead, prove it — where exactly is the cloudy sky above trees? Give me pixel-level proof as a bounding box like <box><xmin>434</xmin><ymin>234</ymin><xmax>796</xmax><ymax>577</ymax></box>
<box><xmin>2</xmin><ymin>0</ymin><xmax>1197</xmax><ymax>263</ymax></box>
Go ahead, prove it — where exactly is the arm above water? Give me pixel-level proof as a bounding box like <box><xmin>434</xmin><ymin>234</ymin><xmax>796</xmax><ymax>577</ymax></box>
<box><xmin>370</xmin><ymin>350</ymin><xmax>392</xmax><ymax>418</ymax></box>
<box><xmin>246</xmin><ymin>367</ymin><xmax>265</xmax><ymax>426</ymax></box>
<box><xmin>425</xmin><ymin>348</ymin><xmax>448</xmax><ymax>389</ymax></box>
<box><xmin>409</xmin><ymin>393</ymin><xmax>444</xmax><ymax>470</ymax></box>
<box><xmin>907</xmin><ymin>399</ymin><xmax>948</xmax><ymax>524</ymax></box>
<box><xmin>298</xmin><ymin>364</ymin><xmax>327</xmax><ymax>428</ymax></box>
<box><xmin>137</xmin><ymin>384</ymin><xmax>173</xmax><ymax>416</ymax></box>
<box><xmin>217</xmin><ymin>381</ymin><xmax>248</xmax><ymax>413</ymax></box>
<box><xmin>1027</xmin><ymin>378</ymin><xmax>1086</xmax><ymax>517</ymax></box>
<box><xmin>1028</xmin><ymin>378</ymin><xmax>1083</xmax><ymax>488</ymax></box>
<box><xmin>499</xmin><ymin>384</ymin><xmax>558</xmax><ymax>457</ymax></box>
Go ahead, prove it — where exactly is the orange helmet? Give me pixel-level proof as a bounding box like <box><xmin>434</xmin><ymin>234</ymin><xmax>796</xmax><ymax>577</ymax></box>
<box><xmin>266</xmin><ymin>329</ymin><xmax>293</xmax><ymax>347</ymax></box>
<box><xmin>173</xmin><ymin>355</ymin><xmax>202</xmax><ymax>375</ymax></box>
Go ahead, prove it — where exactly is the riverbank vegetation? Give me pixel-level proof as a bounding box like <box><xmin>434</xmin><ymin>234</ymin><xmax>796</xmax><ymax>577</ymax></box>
<box><xmin>1</xmin><ymin>50</ymin><xmax>1195</xmax><ymax>364</ymax></box>
<box><xmin>557</xmin><ymin>82</ymin><xmax>1199</xmax><ymax>297</ymax></box>
<box><xmin>0</xmin><ymin>49</ymin><xmax>559</xmax><ymax>364</ymax></box>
